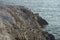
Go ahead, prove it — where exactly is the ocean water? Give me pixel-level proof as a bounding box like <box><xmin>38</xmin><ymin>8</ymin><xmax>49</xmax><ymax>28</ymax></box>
<box><xmin>0</xmin><ymin>0</ymin><xmax>60</xmax><ymax>40</ymax></box>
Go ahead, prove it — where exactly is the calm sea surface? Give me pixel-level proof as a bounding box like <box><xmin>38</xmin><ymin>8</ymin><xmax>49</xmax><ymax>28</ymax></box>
<box><xmin>1</xmin><ymin>0</ymin><xmax>60</xmax><ymax>40</ymax></box>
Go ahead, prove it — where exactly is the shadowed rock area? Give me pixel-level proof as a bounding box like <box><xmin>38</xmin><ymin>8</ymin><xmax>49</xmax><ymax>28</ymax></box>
<box><xmin>0</xmin><ymin>5</ymin><xmax>55</xmax><ymax>40</ymax></box>
<box><xmin>33</xmin><ymin>13</ymin><xmax>48</xmax><ymax>27</ymax></box>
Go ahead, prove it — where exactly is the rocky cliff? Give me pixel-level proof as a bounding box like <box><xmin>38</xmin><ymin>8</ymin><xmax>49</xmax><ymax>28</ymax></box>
<box><xmin>0</xmin><ymin>5</ymin><xmax>55</xmax><ymax>40</ymax></box>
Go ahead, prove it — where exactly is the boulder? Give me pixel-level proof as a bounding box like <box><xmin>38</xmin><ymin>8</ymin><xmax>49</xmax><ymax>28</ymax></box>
<box><xmin>0</xmin><ymin>5</ymin><xmax>55</xmax><ymax>40</ymax></box>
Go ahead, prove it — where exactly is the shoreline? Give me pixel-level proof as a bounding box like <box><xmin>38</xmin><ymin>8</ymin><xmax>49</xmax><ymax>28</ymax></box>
<box><xmin>0</xmin><ymin>5</ymin><xmax>55</xmax><ymax>40</ymax></box>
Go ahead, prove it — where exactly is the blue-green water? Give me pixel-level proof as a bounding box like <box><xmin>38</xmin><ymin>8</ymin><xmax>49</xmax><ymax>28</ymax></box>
<box><xmin>1</xmin><ymin>0</ymin><xmax>60</xmax><ymax>40</ymax></box>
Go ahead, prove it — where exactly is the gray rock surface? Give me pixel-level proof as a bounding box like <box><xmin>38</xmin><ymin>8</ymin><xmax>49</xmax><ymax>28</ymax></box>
<box><xmin>0</xmin><ymin>5</ymin><xmax>55</xmax><ymax>40</ymax></box>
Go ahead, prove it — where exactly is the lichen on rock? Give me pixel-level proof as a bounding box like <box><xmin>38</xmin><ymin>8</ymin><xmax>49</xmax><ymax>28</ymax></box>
<box><xmin>0</xmin><ymin>5</ymin><xmax>55</xmax><ymax>40</ymax></box>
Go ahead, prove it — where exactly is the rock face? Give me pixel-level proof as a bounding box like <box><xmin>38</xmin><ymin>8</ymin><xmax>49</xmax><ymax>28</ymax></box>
<box><xmin>0</xmin><ymin>5</ymin><xmax>55</xmax><ymax>40</ymax></box>
<box><xmin>33</xmin><ymin>13</ymin><xmax>48</xmax><ymax>26</ymax></box>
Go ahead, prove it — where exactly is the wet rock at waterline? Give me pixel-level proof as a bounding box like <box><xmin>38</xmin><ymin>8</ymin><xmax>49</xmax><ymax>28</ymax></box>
<box><xmin>0</xmin><ymin>5</ymin><xmax>55</xmax><ymax>40</ymax></box>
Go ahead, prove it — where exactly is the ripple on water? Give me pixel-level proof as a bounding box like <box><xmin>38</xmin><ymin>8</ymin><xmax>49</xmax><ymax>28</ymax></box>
<box><xmin>0</xmin><ymin>0</ymin><xmax>60</xmax><ymax>40</ymax></box>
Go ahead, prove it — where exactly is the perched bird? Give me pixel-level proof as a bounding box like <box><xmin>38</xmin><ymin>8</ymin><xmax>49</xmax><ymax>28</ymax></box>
<box><xmin>38</xmin><ymin>17</ymin><xmax>48</xmax><ymax>26</ymax></box>
<box><xmin>33</xmin><ymin>13</ymin><xmax>48</xmax><ymax>26</ymax></box>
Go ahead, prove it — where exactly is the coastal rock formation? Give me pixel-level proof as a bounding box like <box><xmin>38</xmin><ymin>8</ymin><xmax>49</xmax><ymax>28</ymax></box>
<box><xmin>33</xmin><ymin>13</ymin><xmax>48</xmax><ymax>26</ymax></box>
<box><xmin>0</xmin><ymin>5</ymin><xmax>55</xmax><ymax>40</ymax></box>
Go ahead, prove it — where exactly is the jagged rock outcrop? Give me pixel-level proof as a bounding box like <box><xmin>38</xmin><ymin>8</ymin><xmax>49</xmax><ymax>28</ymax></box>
<box><xmin>0</xmin><ymin>5</ymin><xmax>55</xmax><ymax>40</ymax></box>
<box><xmin>33</xmin><ymin>13</ymin><xmax>48</xmax><ymax>27</ymax></box>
